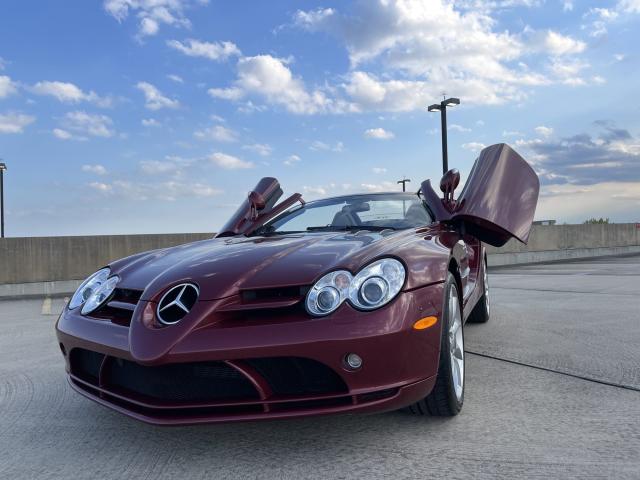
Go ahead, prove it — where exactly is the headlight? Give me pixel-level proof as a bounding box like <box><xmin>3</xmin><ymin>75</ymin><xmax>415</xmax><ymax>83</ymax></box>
<box><xmin>69</xmin><ymin>268</ymin><xmax>110</xmax><ymax>310</ymax></box>
<box><xmin>68</xmin><ymin>268</ymin><xmax>119</xmax><ymax>315</ymax></box>
<box><xmin>305</xmin><ymin>258</ymin><xmax>405</xmax><ymax>316</ymax></box>
<box><xmin>81</xmin><ymin>275</ymin><xmax>119</xmax><ymax>315</ymax></box>
<box><xmin>305</xmin><ymin>270</ymin><xmax>352</xmax><ymax>316</ymax></box>
<box><xmin>349</xmin><ymin>258</ymin><xmax>405</xmax><ymax>310</ymax></box>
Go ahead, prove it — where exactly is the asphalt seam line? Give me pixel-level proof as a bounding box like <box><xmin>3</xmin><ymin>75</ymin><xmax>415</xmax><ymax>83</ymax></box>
<box><xmin>466</xmin><ymin>350</ymin><xmax>640</xmax><ymax>393</ymax></box>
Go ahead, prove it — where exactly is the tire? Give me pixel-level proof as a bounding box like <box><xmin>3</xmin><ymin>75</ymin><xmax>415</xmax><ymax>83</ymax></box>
<box><xmin>407</xmin><ymin>272</ymin><xmax>464</xmax><ymax>416</ymax></box>
<box><xmin>467</xmin><ymin>256</ymin><xmax>490</xmax><ymax>324</ymax></box>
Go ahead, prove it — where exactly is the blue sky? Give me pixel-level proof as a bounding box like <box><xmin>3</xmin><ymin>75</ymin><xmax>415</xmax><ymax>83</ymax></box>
<box><xmin>1</xmin><ymin>0</ymin><xmax>639</xmax><ymax>236</ymax></box>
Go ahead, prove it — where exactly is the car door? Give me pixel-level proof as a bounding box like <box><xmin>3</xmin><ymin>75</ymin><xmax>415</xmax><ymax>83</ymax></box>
<box><xmin>451</xmin><ymin>143</ymin><xmax>540</xmax><ymax>248</ymax></box>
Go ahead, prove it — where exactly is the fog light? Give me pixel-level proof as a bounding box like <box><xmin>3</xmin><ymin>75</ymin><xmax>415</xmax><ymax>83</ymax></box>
<box><xmin>345</xmin><ymin>353</ymin><xmax>363</xmax><ymax>370</ymax></box>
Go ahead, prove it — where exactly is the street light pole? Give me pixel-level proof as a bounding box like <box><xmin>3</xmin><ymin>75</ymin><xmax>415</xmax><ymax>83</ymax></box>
<box><xmin>428</xmin><ymin>97</ymin><xmax>460</xmax><ymax>174</ymax></box>
<box><xmin>0</xmin><ymin>161</ymin><xmax>6</xmax><ymax>238</ymax></box>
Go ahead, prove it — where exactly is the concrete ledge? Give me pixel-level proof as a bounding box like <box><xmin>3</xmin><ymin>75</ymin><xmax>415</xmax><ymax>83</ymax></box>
<box><xmin>488</xmin><ymin>245</ymin><xmax>640</xmax><ymax>267</ymax></box>
<box><xmin>0</xmin><ymin>280</ymin><xmax>81</xmax><ymax>300</ymax></box>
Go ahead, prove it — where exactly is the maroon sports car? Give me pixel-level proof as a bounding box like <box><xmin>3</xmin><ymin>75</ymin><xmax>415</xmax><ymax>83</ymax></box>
<box><xmin>55</xmin><ymin>143</ymin><xmax>539</xmax><ymax>425</ymax></box>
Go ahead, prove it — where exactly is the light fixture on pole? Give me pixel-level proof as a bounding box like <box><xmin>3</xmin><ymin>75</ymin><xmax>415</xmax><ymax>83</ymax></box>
<box><xmin>397</xmin><ymin>177</ymin><xmax>411</xmax><ymax>192</ymax></box>
<box><xmin>0</xmin><ymin>161</ymin><xmax>6</xmax><ymax>238</ymax></box>
<box><xmin>428</xmin><ymin>97</ymin><xmax>460</xmax><ymax>174</ymax></box>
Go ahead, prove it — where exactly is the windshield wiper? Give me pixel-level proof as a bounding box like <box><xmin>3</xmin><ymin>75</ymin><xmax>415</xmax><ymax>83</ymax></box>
<box><xmin>306</xmin><ymin>225</ymin><xmax>396</xmax><ymax>232</ymax></box>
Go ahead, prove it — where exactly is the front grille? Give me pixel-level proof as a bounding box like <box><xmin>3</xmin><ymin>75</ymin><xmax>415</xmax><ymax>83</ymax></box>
<box><xmin>247</xmin><ymin>357</ymin><xmax>348</xmax><ymax>396</ymax></box>
<box><xmin>90</xmin><ymin>288</ymin><xmax>142</xmax><ymax>326</ymax></box>
<box><xmin>107</xmin><ymin>359</ymin><xmax>259</xmax><ymax>402</ymax></box>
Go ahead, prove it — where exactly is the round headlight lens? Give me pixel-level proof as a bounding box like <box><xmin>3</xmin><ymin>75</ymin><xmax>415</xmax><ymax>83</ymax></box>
<box><xmin>317</xmin><ymin>287</ymin><xmax>340</xmax><ymax>312</ymax></box>
<box><xmin>305</xmin><ymin>270</ymin><xmax>352</xmax><ymax>316</ymax></box>
<box><xmin>69</xmin><ymin>268</ymin><xmax>110</xmax><ymax>310</ymax></box>
<box><xmin>349</xmin><ymin>258</ymin><xmax>405</xmax><ymax>310</ymax></box>
<box><xmin>360</xmin><ymin>277</ymin><xmax>388</xmax><ymax>305</ymax></box>
<box><xmin>81</xmin><ymin>275</ymin><xmax>120</xmax><ymax>315</ymax></box>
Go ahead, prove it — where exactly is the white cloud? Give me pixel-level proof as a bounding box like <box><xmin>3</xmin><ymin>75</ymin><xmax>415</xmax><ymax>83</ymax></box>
<box><xmin>536</xmin><ymin>181</ymin><xmax>640</xmax><ymax>223</ymax></box>
<box><xmin>462</xmin><ymin>142</ymin><xmax>487</xmax><ymax>152</ymax></box>
<box><xmin>372</xmin><ymin>167</ymin><xmax>387</xmax><ymax>174</ymax></box>
<box><xmin>167</xmin><ymin>39</ymin><xmax>241</xmax><ymax>61</ymax></box>
<box><xmin>141</xmin><ymin>118</ymin><xmax>161</xmax><ymax>127</ymax></box>
<box><xmin>529</xmin><ymin>30</ymin><xmax>586</xmax><ymax>56</ymax></box>
<box><xmin>167</xmin><ymin>74</ymin><xmax>184</xmax><ymax>83</ymax></box>
<box><xmin>0</xmin><ymin>112</ymin><xmax>35</xmax><ymax>134</ymax></box>
<box><xmin>293</xmin><ymin>1</ymin><xmax>589</xmax><ymax>110</ymax></box>
<box><xmin>53</xmin><ymin>128</ymin><xmax>73</xmax><ymax>140</ymax></box>
<box><xmin>310</xmin><ymin>140</ymin><xmax>344</xmax><ymax>152</ymax></box>
<box><xmin>293</xmin><ymin>8</ymin><xmax>335</xmax><ymax>29</ymax></box>
<box><xmin>503</xmin><ymin>130</ymin><xmax>524</xmax><ymax>137</ymax></box>
<box><xmin>89</xmin><ymin>181</ymin><xmax>113</xmax><ymax>193</ymax></box>
<box><xmin>548</xmin><ymin>58</ymin><xmax>591</xmax><ymax>85</ymax></box>
<box><xmin>209</xmin><ymin>152</ymin><xmax>253</xmax><ymax>169</ymax></box>
<box><xmin>535</xmin><ymin>125</ymin><xmax>554</xmax><ymax>137</ymax></box>
<box><xmin>31</xmin><ymin>81</ymin><xmax>113</xmax><ymax>107</ymax></box>
<box><xmin>82</xmin><ymin>164</ymin><xmax>108</xmax><ymax>175</ymax></box>
<box><xmin>618</xmin><ymin>0</ymin><xmax>640</xmax><ymax>13</ymax></box>
<box><xmin>136</xmin><ymin>81</ymin><xmax>179</xmax><ymax>110</ymax></box>
<box><xmin>0</xmin><ymin>75</ymin><xmax>17</xmax><ymax>98</ymax></box>
<box><xmin>63</xmin><ymin>111</ymin><xmax>114</xmax><ymax>138</ymax></box>
<box><xmin>194</xmin><ymin>124</ymin><xmax>238</xmax><ymax>142</ymax></box>
<box><xmin>103</xmin><ymin>0</ymin><xmax>205</xmax><ymax>37</ymax></box>
<box><xmin>242</xmin><ymin>143</ymin><xmax>272</xmax><ymax>156</ymax></box>
<box><xmin>448</xmin><ymin>124</ymin><xmax>471</xmax><ymax>133</ymax></box>
<box><xmin>303</xmin><ymin>185</ymin><xmax>327</xmax><ymax>195</ymax></box>
<box><xmin>360</xmin><ymin>181</ymin><xmax>398</xmax><ymax>192</ymax></box>
<box><xmin>139</xmin><ymin>17</ymin><xmax>159</xmax><ymax>36</ymax></box>
<box><xmin>284</xmin><ymin>154</ymin><xmax>301</xmax><ymax>166</ymax></box>
<box><xmin>139</xmin><ymin>157</ymin><xmax>192</xmax><ymax>175</ymax></box>
<box><xmin>209</xmin><ymin>54</ymin><xmax>348</xmax><ymax>114</ymax></box>
<box><xmin>89</xmin><ymin>179</ymin><xmax>222</xmax><ymax>201</ymax></box>
<box><xmin>364</xmin><ymin>127</ymin><xmax>394</xmax><ymax>140</ymax></box>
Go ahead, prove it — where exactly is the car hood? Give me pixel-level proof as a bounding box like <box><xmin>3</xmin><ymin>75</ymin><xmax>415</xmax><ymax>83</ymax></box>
<box><xmin>110</xmin><ymin>231</ymin><xmax>419</xmax><ymax>301</ymax></box>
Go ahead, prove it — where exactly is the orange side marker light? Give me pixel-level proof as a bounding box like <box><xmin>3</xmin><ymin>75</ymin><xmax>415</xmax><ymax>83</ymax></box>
<box><xmin>413</xmin><ymin>316</ymin><xmax>438</xmax><ymax>330</ymax></box>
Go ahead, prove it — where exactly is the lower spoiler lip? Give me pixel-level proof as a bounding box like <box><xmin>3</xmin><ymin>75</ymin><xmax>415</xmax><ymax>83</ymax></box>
<box><xmin>68</xmin><ymin>374</ymin><xmax>436</xmax><ymax>426</ymax></box>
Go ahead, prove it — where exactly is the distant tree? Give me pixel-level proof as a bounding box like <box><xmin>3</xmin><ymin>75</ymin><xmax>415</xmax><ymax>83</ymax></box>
<box><xmin>584</xmin><ymin>217</ymin><xmax>610</xmax><ymax>224</ymax></box>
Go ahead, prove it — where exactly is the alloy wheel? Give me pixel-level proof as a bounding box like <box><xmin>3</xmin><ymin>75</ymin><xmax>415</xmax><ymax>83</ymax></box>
<box><xmin>448</xmin><ymin>286</ymin><xmax>464</xmax><ymax>401</ymax></box>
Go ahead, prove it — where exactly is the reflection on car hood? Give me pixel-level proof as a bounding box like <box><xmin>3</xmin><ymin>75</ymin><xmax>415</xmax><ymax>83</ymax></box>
<box><xmin>111</xmin><ymin>231</ymin><xmax>421</xmax><ymax>301</ymax></box>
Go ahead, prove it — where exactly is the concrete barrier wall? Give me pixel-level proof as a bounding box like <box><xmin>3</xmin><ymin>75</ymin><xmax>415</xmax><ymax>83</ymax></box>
<box><xmin>0</xmin><ymin>224</ymin><xmax>638</xmax><ymax>295</ymax></box>
<box><xmin>485</xmin><ymin>223</ymin><xmax>640</xmax><ymax>266</ymax></box>
<box><xmin>0</xmin><ymin>233</ymin><xmax>212</xmax><ymax>284</ymax></box>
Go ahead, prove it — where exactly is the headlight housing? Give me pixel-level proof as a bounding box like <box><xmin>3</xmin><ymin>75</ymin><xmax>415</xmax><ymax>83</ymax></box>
<box><xmin>68</xmin><ymin>268</ymin><xmax>119</xmax><ymax>315</ymax></box>
<box><xmin>305</xmin><ymin>270</ymin><xmax>353</xmax><ymax>316</ymax></box>
<box><xmin>305</xmin><ymin>258</ymin><xmax>405</xmax><ymax>316</ymax></box>
<box><xmin>348</xmin><ymin>258</ymin><xmax>405</xmax><ymax>310</ymax></box>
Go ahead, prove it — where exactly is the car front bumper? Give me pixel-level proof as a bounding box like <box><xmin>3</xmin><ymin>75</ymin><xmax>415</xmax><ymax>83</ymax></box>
<box><xmin>55</xmin><ymin>282</ymin><xmax>445</xmax><ymax>425</ymax></box>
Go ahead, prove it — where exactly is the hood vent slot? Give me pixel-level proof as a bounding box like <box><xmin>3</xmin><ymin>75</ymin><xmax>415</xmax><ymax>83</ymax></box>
<box><xmin>241</xmin><ymin>286</ymin><xmax>309</xmax><ymax>304</ymax></box>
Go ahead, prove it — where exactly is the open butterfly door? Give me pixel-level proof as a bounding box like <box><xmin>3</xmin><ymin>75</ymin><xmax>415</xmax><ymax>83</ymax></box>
<box><xmin>452</xmin><ymin>143</ymin><xmax>540</xmax><ymax>247</ymax></box>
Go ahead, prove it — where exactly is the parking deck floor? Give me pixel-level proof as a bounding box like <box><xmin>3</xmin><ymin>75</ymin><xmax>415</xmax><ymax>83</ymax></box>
<box><xmin>1</xmin><ymin>255</ymin><xmax>639</xmax><ymax>479</ymax></box>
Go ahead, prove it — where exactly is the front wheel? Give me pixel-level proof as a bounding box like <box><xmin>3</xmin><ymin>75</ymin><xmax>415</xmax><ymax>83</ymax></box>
<box><xmin>407</xmin><ymin>272</ymin><xmax>464</xmax><ymax>416</ymax></box>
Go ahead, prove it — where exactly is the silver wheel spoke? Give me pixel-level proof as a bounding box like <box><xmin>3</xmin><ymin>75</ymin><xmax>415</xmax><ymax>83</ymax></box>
<box><xmin>448</xmin><ymin>285</ymin><xmax>464</xmax><ymax>401</ymax></box>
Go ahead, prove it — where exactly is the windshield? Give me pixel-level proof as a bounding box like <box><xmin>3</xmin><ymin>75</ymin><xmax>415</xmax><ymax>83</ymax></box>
<box><xmin>256</xmin><ymin>193</ymin><xmax>433</xmax><ymax>235</ymax></box>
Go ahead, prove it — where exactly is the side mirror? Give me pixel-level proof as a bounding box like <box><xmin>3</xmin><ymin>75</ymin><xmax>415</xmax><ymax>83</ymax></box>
<box><xmin>440</xmin><ymin>168</ymin><xmax>460</xmax><ymax>205</ymax></box>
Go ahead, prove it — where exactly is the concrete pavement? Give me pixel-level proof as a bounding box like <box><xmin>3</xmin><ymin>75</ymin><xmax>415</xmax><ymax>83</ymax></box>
<box><xmin>1</xmin><ymin>255</ymin><xmax>639</xmax><ymax>479</ymax></box>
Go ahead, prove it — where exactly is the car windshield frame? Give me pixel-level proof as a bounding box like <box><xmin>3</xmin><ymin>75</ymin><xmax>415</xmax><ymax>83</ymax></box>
<box><xmin>251</xmin><ymin>192</ymin><xmax>434</xmax><ymax>236</ymax></box>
